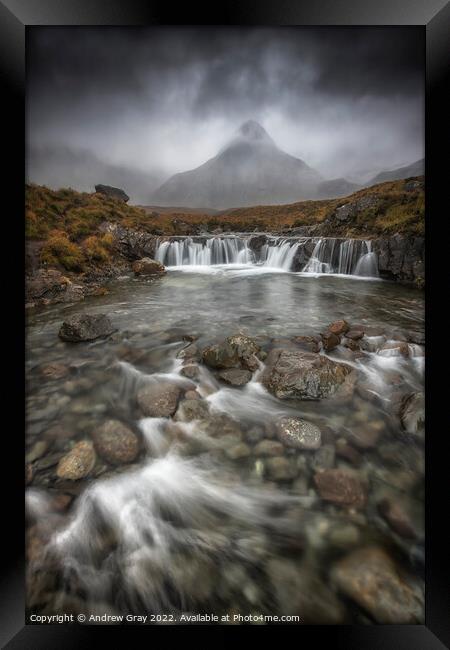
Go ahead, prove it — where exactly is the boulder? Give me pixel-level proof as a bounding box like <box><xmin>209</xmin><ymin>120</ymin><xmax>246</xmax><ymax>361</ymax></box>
<box><xmin>328</xmin><ymin>320</ymin><xmax>350</xmax><ymax>335</ymax></box>
<box><xmin>261</xmin><ymin>349</ymin><xmax>351</xmax><ymax>400</ymax></box>
<box><xmin>26</xmin><ymin>269</ymin><xmax>86</xmax><ymax>306</ymax></box>
<box><xmin>92</xmin><ymin>420</ymin><xmax>140</xmax><ymax>465</ymax></box>
<box><xmin>174</xmin><ymin>399</ymin><xmax>210</xmax><ymax>422</ymax></box>
<box><xmin>276</xmin><ymin>417</ymin><xmax>322</xmax><ymax>450</ymax></box>
<box><xmin>132</xmin><ymin>258</ymin><xmax>166</xmax><ymax>276</ymax></box>
<box><xmin>176</xmin><ymin>343</ymin><xmax>199</xmax><ymax>360</ymax></box>
<box><xmin>180</xmin><ymin>365</ymin><xmax>200</xmax><ymax>380</ymax></box>
<box><xmin>314</xmin><ymin>468</ymin><xmax>367</xmax><ymax>509</ymax></box>
<box><xmin>137</xmin><ymin>382</ymin><xmax>181</xmax><ymax>417</ymax></box>
<box><xmin>345</xmin><ymin>329</ymin><xmax>364</xmax><ymax>340</ymax></box>
<box><xmin>56</xmin><ymin>440</ymin><xmax>96</xmax><ymax>480</ymax></box>
<box><xmin>202</xmin><ymin>334</ymin><xmax>260</xmax><ymax>371</ymax></box>
<box><xmin>95</xmin><ymin>184</ymin><xmax>129</xmax><ymax>202</ymax></box>
<box><xmin>100</xmin><ymin>222</ymin><xmax>158</xmax><ymax>260</ymax></box>
<box><xmin>58</xmin><ymin>313</ymin><xmax>115</xmax><ymax>342</ymax></box>
<box><xmin>218</xmin><ymin>368</ymin><xmax>253</xmax><ymax>386</ymax></box>
<box><xmin>331</xmin><ymin>546</ymin><xmax>423</xmax><ymax>623</ymax></box>
<box><xmin>321</xmin><ymin>331</ymin><xmax>341</xmax><ymax>352</ymax></box>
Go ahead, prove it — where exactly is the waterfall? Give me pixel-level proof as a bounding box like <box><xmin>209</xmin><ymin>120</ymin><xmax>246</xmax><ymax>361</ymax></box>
<box><xmin>260</xmin><ymin>239</ymin><xmax>301</xmax><ymax>271</ymax></box>
<box><xmin>154</xmin><ymin>235</ymin><xmax>379</xmax><ymax>277</ymax></box>
<box><xmin>303</xmin><ymin>238</ymin><xmax>378</xmax><ymax>277</ymax></box>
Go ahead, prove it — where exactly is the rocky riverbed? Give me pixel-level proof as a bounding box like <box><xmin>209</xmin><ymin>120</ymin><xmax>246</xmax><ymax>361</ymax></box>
<box><xmin>25</xmin><ymin>268</ymin><xmax>424</xmax><ymax>624</ymax></box>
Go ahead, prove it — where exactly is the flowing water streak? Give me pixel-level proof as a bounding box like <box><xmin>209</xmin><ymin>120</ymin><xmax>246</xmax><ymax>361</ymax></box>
<box><xmin>154</xmin><ymin>235</ymin><xmax>379</xmax><ymax>277</ymax></box>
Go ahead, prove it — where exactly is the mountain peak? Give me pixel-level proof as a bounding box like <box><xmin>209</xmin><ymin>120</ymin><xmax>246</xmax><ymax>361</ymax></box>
<box><xmin>237</xmin><ymin>120</ymin><xmax>271</xmax><ymax>141</ymax></box>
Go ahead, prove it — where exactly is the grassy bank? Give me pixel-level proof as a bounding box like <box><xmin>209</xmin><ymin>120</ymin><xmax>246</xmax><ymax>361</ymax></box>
<box><xmin>26</xmin><ymin>177</ymin><xmax>424</xmax><ymax>274</ymax></box>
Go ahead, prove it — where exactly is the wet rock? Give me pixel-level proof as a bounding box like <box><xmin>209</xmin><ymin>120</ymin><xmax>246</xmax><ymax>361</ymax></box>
<box><xmin>345</xmin><ymin>329</ymin><xmax>364</xmax><ymax>340</ymax></box>
<box><xmin>39</xmin><ymin>363</ymin><xmax>70</xmax><ymax>380</ymax></box>
<box><xmin>292</xmin><ymin>335</ymin><xmax>321</xmax><ymax>353</ymax></box>
<box><xmin>174</xmin><ymin>398</ymin><xmax>210</xmax><ymax>422</ymax></box>
<box><xmin>311</xmin><ymin>444</ymin><xmax>335</xmax><ymax>470</ymax></box>
<box><xmin>136</xmin><ymin>382</ymin><xmax>181</xmax><ymax>417</ymax></box>
<box><xmin>202</xmin><ymin>334</ymin><xmax>260</xmax><ymax>372</ymax></box>
<box><xmin>247</xmin><ymin>234</ymin><xmax>267</xmax><ymax>252</ymax></box>
<box><xmin>180</xmin><ymin>364</ymin><xmax>200</xmax><ymax>380</ymax></box>
<box><xmin>26</xmin><ymin>440</ymin><xmax>49</xmax><ymax>464</ymax></box>
<box><xmin>26</xmin><ymin>269</ymin><xmax>86</xmax><ymax>306</ymax></box>
<box><xmin>265</xmin><ymin>456</ymin><xmax>298</xmax><ymax>481</ymax></box>
<box><xmin>253</xmin><ymin>439</ymin><xmax>285</xmax><ymax>457</ymax></box>
<box><xmin>132</xmin><ymin>257</ymin><xmax>166</xmax><ymax>276</ymax></box>
<box><xmin>261</xmin><ymin>349</ymin><xmax>351</xmax><ymax>400</ymax></box>
<box><xmin>400</xmin><ymin>392</ymin><xmax>425</xmax><ymax>440</ymax></box>
<box><xmin>343</xmin><ymin>338</ymin><xmax>360</xmax><ymax>351</ymax></box>
<box><xmin>328</xmin><ymin>320</ymin><xmax>350</xmax><ymax>336</ymax></box>
<box><xmin>244</xmin><ymin>426</ymin><xmax>265</xmax><ymax>444</ymax></box>
<box><xmin>200</xmin><ymin>414</ymin><xmax>243</xmax><ymax>439</ymax></box>
<box><xmin>218</xmin><ymin>368</ymin><xmax>253</xmax><ymax>386</ymax></box>
<box><xmin>56</xmin><ymin>440</ymin><xmax>96</xmax><ymax>480</ymax></box>
<box><xmin>321</xmin><ymin>331</ymin><xmax>341</xmax><ymax>352</ymax></box>
<box><xmin>276</xmin><ymin>417</ymin><xmax>322</xmax><ymax>450</ymax></box>
<box><xmin>225</xmin><ymin>443</ymin><xmax>251</xmax><ymax>460</ymax></box>
<box><xmin>335</xmin><ymin>438</ymin><xmax>363</xmax><ymax>466</ymax></box>
<box><xmin>267</xmin><ymin>559</ymin><xmax>346</xmax><ymax>623</ymax></box>
<box><xmin>92</xmin><ymin>420</ymin><xmax>140</xmax><ymax>465</ymax></box>
<box><xmin>377</xmin><ymin>496</ymin><xmax>417</xmax><ymax>539</ymax></box>
<box><xmin>331</xmin><ymin>546</ymin><xmax>423</xmax><ymax>623</ymax></box>
<box><xmin>184</xmin><ymin>390</ymin><xmax>200</xmax><ymax>400</ymax></box>
<box><xmin>314</xmin><ymin>468</ymin><xmax>367</xmax><ymax>509</ymax></box>
<box><xmin>378</xmin><ymin>340</ymin><xmax>410</xmax><ymax>358</ymax></box>
<box><xmin>176</xmin><ymin>343</ymin><xmax>199</xmax><ymax>360</ymax></box>
<box><xmin>58</xmin><ymin>313</ymin><xmax>115</xmax><ymax>342</ymax></box>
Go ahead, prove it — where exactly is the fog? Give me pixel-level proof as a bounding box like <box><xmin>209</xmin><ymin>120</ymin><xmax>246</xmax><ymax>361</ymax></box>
<box><xmin>27</xmin><ymin>27</ymin><xmax>424</xmax><ymax>204</ymax></box>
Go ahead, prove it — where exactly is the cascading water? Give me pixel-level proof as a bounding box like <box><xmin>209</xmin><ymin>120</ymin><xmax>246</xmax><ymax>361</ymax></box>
<box><xmin>154</xmin><ymin>236</ymin><xmax>379</xmax><ymax>277</ymax></box>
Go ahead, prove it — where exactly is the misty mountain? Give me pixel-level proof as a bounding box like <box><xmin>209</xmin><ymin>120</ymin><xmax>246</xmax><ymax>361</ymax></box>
<box><xmin>26</xmin><ymin>145</ymin><xmax>164</xmax><ymax>205</ymax></box>
<box><xmin>152</xmin><ymin>121</ymin><xmax>323</xmax><ymax>209</ymax></box>
<box><xmin>316</xmin><ymin>178</ymin><xmax>361</xmax><ymax>199</ymax></box>
<box><xmin>368</xmin><ymin>158</ymin><xmax>424</xmax><ymax>185</ymax></box>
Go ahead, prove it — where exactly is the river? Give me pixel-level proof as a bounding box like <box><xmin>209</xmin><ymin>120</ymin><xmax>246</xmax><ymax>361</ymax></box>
<box><xmin>25</xmin><ymin>264</ymin><xmax>425</xmax><ymax>624</ymax></box>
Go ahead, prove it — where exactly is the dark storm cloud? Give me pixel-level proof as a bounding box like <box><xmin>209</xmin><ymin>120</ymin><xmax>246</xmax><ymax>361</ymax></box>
<box><xmin>26</xmin><ymin>27</ymin><xmax>424</xmax><ymax>200</ymax></box>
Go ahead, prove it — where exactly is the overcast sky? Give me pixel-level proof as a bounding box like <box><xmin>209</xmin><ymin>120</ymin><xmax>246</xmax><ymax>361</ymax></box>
<box><xmin>27</xmin><ymin>26</ymin><xmax>424</xmax><ymax>195</ymax></box>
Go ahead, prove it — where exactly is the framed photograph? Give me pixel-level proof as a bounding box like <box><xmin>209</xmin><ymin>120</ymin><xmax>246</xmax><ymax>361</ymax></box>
<box><xmin>1</xmin><ymin>1</ymin><xmax>448</xmax><ymax>647</ymax></box>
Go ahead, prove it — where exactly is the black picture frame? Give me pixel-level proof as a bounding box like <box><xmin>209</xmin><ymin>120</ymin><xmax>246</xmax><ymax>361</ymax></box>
<box><xmin>1</xmin><ymin>1</ymin><xmax>448</xmax><ymax>647</ymax></box>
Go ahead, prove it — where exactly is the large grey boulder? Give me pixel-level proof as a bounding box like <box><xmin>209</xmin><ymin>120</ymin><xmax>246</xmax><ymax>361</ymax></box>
<box><xmin>95</xmin><ymin>184</ymin><xmax>129</xmax><ymax>202</ymax></box>
<box><xmin>261</xmin><ymin>349</ymin><xmax>351</xmax><ymax>400</ymax></box>
<box><xmin>58</xmin><ymin>313</ymin><xmax>115</xmax><ymax>342</ymax></box>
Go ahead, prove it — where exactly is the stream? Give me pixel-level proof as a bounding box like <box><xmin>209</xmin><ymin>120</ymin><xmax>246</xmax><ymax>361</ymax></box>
<box><xmin>25</xmin><ymin>265</ymin><xmax>425</xmax><ymax>624</ymax></box>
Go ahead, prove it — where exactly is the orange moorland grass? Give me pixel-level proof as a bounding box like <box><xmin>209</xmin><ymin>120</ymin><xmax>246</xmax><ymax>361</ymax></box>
<box><xmin>27</xmin><ymin>177</ymin><xmax>424</xmax><ymax>273</ymax></box>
